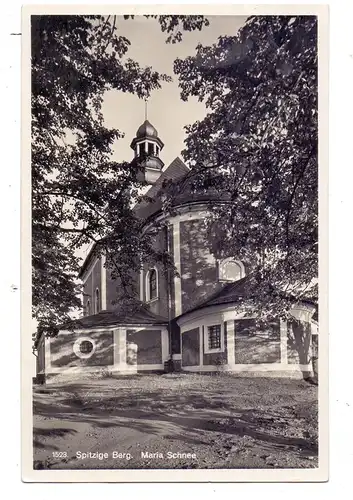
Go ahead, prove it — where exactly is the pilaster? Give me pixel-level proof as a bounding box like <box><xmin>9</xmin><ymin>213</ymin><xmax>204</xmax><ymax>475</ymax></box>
<box><xmin>226</xmin><ymin>320</ymin><xmax>236</xmax><ymax>365</ymax></box>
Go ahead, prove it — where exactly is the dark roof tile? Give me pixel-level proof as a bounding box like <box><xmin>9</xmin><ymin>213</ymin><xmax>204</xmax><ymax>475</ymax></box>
<box><xmin>180</xmin><ymin>277</ymin><xmax>250</xmax><ymax>318</ymax></box>
<box><xmin>60</xmin><ymin>302</ymin><xmax>168</xmax><ymax>330</ymax></box>
<box><xmin>178</xmin><ymin>276</ymin><xmax>318</xmax><ymax>319</ymax></box>
<box><xmin>134</xmin><ymin>156</ymin><xmax>189</xmax><ymax>220</ymax></box>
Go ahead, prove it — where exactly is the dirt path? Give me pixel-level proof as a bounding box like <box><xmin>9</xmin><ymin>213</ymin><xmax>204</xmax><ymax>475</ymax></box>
<box><xmin>33</xmin><ymin>373</ymin><xmax>318</xmax><ymax>469</ymax></box>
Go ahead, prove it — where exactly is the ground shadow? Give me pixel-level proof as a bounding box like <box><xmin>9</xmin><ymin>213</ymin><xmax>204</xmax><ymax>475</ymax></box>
<box><xmin>33</xmin><ymin>378</ymin><xmax>318</xmax><ymax>458</ymax></box>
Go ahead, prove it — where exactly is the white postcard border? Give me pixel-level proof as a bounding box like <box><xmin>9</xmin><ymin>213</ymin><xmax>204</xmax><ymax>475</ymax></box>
<box><xmin>21</xmin><ymin>3</ymin><xmax>329</xmax><ymax>483</ymax></box>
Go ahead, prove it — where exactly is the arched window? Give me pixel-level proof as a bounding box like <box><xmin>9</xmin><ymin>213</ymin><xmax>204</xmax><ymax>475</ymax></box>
<box><xmin>146</xmin><ymin>267</ymin><xmax>158</xmax><ymax>301</ymax></box>
<box><xmin>95</xmin><ymin>288</ymin><xmax>100</xmax><ymax>314</ymax></box>
<box><xmin>86</xmin><ymin>299</ymin><xmax>91</xmax><ymax>317</ymax></box>
<box><xmin>218</xmin><ymin>258</ymin><xmax>245</xmax><ymax>282</ymax></box>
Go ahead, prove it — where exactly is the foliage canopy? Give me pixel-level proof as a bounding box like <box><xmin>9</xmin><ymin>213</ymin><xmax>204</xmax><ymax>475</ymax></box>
<box><xmin>32</xmin><ymin>15</ymin><xmax>208</xmax><ymax>336</ymax></box>
<box><xmin>174</xmin><ymin>15</ymin><xmax>318</xmax><ymax>316</ymax></box>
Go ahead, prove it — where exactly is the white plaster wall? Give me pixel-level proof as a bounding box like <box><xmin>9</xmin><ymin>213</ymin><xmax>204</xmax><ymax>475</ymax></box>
<box><xmin>178</xmin><ymin>306</ymin><xmax>314</xmax><ymax>376</ymax></box>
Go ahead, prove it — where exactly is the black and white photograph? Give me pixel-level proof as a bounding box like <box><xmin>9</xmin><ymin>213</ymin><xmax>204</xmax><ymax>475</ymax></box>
<box><xmin>22</xmin><ymin>5</ymin><xmax>328</xmax><ymax>481</ymax></box>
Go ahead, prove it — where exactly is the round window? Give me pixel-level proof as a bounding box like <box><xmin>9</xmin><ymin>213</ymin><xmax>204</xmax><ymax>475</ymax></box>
<box><xmin>79</xmin><ymin>340</ymin><xmax>93</xmax><ymax>354</ymax></box>
<box><xmin>73</xmin><ymin>337</ymin><xmax>96</xmax><ymax>359</ymax></box>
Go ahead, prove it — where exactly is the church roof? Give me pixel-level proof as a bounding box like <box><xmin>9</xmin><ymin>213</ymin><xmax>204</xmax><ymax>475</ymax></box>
<box><xmin>134</xmin><ymin>156</ymin><xmax>189</xmax><ymax>220</ymax></box>
<box><xmin>198</xmin><ymin>277</ymin><xmax>250</xmax><ymax>308</ymax></box>
<box><xmin>181</xmin><ymin>277</ymin><xmax>251</xmax><ymax>317</ymax></box>
<box><xmin>177</xmin><ymin>276</ymin><xmax>318</xmax><ymax>319</ymax></box>
<box><xmin>60</xmin><ymin>302</ymin><xmax>168</xmax><ymax>330</ymax></box>
<box><xmin>133</xmin><ymin>156</ymin><xmax>229</xmax><ymax>221</ymax></box>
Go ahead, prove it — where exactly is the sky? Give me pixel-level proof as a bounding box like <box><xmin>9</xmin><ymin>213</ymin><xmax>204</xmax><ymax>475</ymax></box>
<box><xmin>100</xmin><ymin>15</ymin><xmax>247</xmax><ymax>169</ymax></box>
<box><xmin>81</xmin><ymin>15</ymin><xmax>248</xmax><ymax>261</ymax></box>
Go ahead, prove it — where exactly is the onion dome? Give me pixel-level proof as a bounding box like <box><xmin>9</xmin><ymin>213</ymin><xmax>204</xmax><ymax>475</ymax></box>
<box><xmin>136</xmin><ymin>120</ymin><xmax>159</xmax><ymax>139</ymax></box>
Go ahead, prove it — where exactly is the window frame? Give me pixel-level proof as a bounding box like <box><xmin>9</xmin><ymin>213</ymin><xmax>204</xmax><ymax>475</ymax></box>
<box><xmin>148</xmin><ymin>142</ymin><xmax>154</xmax><ymax>156</ymax></box>
<box><xmin>145</xmin><ymin>267</ymin><xmax>159</xmax><ymax>302</ymax></box>
<box><xmin>138</xmin><ymin>142</ymin><xmax>146</xmax><ymax>157</ymax></box>
<box><xmin>86</xmin><ymin>299</ymin><xmax>91</xmax><ymax>317</ymax></box>
<box><xmin>218</xmin><ymin>257</ymin><xmax>245</xmax><ymax>282</ymax></box>
<box><xmin>204</xmin><ymin>323</ymin><xmax>225</xmax><ymax>354</ymax></box>
<box><xmin>73</xmin><ymin>337</ymin><xmax>97</xmax><ymax>359</ymax></box>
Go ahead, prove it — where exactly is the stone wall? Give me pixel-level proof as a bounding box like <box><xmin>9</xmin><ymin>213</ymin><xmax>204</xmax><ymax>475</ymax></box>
<box><xmin>181</xmin><ymin>327</ymin><xmax>200</xmax><ymax>367</ymax></box>
<box><xmin>50</xmin><ymin>330</ymin><xmax>114</xmax><ymax>369</ymax></box>
<box><xmin>179</xmin><ymin>219</ymin><xmax>221</xmax><ymax>313</ymax></box>
<box><xmin>82</xmin><ymin>259</ymin><xmax>101</xmax><ymax>314</ymax></box>
<box><xmin>83</xmin><ymin>272</ymin><xmax>93</xmax><ymax>314</ymax></box>
<box><xmin>287</xmin><ymin>319</ymin><xmax>312</xmax><ymax>364</ymax></box>
<box><xmin>170</xmin><ymin>320</ymin><xmax>181</xmax><ymax>355</ymax></box>
<box><xmin>140</xmin><ymin>227</ymin><xmax>170</xmax><ymax>319</ymax></box>
<box><xmin>105</xmin><ymin>267</ymin><xmax>119</xmax><ymax>310</ymax></box>
<box><xmin>103</xmin><ymin>226</ymin><xmax>171</xmax><ymax>319</ymax></box>
<box><xmin>46</xmin><ymin>326</ymin><xmax>168</xmax><ymax>376</ymax></box>
<box><xmin>234</xmin><ymin>319</ymin><xmax>281</xmax><ymax>364</ymax></box>
<box><xmin>105</xmin><ymin>266</ymin><xmax>140</xmax><ymax>311</ymax></box>
<box><xmin>126</xmin><ymin>329</ymin><xmax>162</xmax><ymax>365</ymax></box>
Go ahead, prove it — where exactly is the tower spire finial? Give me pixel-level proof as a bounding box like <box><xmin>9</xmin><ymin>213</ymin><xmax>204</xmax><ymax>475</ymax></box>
<box><xmin>144</xmin><ymin>98</ymin><xmax>148</xmax><ymax>121</ymax></box>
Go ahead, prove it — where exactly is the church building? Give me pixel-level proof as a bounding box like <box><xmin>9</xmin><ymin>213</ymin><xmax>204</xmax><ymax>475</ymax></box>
<box><xmin>35</xmin><ymin>119</ymin><xmax>318</xmax><ymax>380</ymax></box>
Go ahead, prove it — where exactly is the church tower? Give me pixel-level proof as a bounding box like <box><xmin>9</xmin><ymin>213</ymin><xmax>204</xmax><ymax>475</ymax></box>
<box><xmin>130</xmin><ymin>119</ymin><xmax>164</xmax><ymax>185</ymax></box>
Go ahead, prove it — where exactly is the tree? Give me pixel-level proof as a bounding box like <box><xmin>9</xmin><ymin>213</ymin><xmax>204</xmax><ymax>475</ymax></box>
<box><xmin>32</xmin><ymin>14</ymin><xmax>209</xmax><ymax>337</ymax></box>
<box><xmin>174</xmin><ymin>16</ymin><xmax>318</xmax><ymax>317</ymax></box>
